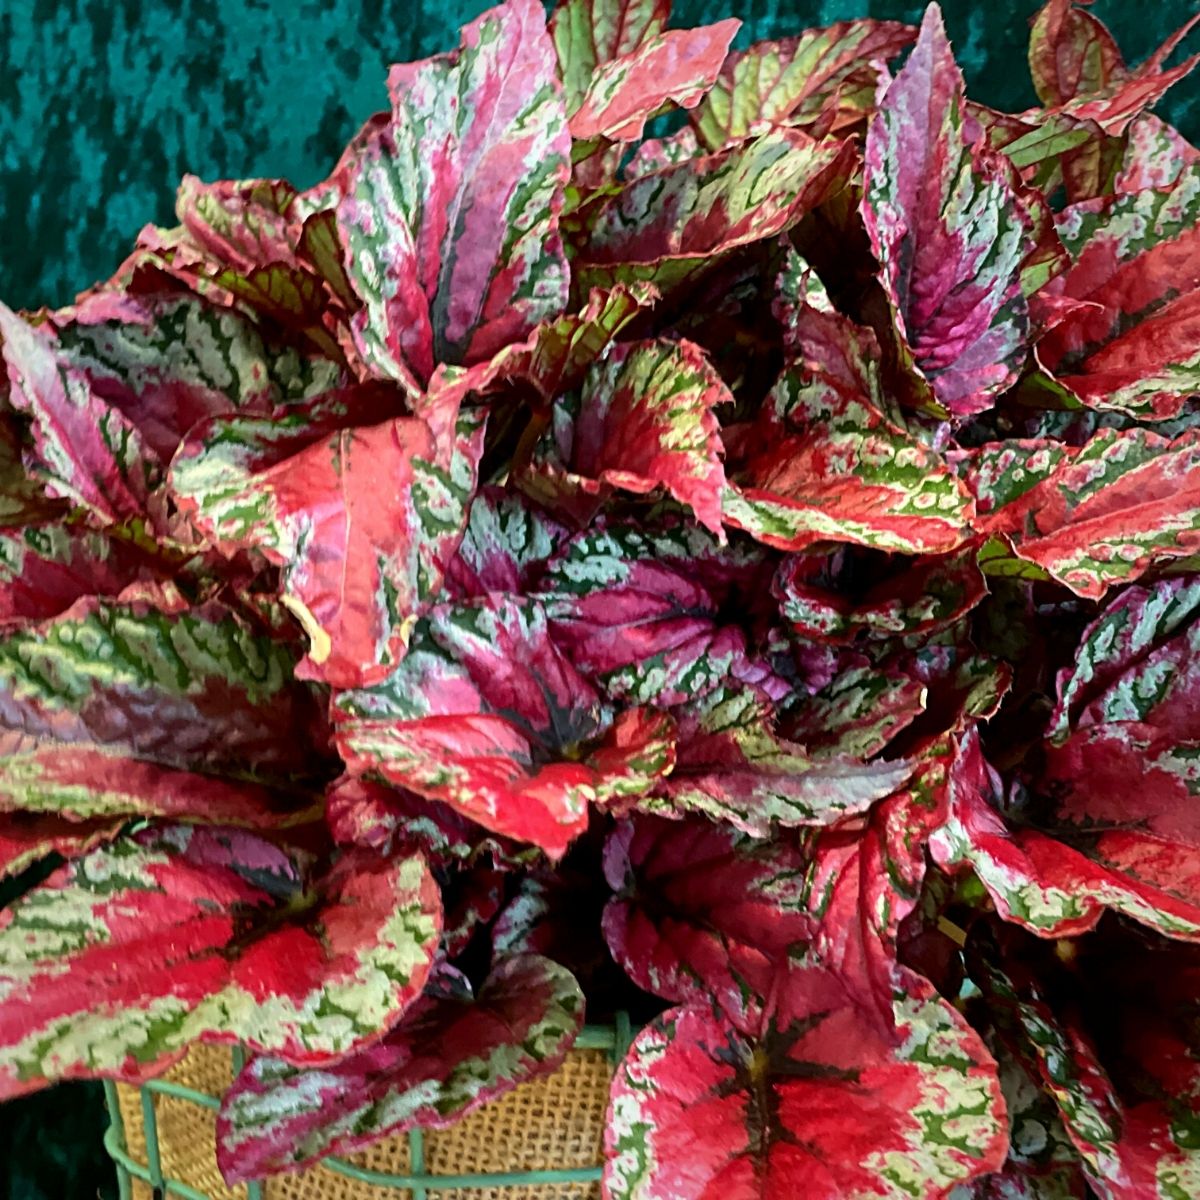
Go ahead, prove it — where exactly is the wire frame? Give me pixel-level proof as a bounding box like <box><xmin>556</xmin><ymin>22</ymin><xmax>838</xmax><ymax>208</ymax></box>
<box><xmin>103</xmin><ymin>1013</ymin><xmax>633</xmax><ymax>1200</ymax></box>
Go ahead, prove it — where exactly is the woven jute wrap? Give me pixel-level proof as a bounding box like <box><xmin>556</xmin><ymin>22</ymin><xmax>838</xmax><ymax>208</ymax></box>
<box><xmin>114</xmin><ymin>1041</ymin><xmax>611</xmax><ymax>1199</ymax></box>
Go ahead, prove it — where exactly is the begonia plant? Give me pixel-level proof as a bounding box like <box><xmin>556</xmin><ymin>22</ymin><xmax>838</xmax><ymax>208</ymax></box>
<box><xmin>1</xmin><ymin>1</ymin><xmax>1199</xmax><ymax>1196</ymax></box>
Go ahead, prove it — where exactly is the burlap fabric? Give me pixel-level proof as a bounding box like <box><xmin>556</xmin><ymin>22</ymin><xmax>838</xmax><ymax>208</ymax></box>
<box><xmin>114</xmin><ymin>1042</ymin><xmax>611</xmax><ymax>1199</ymax></box>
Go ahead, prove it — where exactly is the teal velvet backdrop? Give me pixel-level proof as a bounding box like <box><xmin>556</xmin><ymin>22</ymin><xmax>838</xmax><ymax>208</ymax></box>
<box><xmin>0</xmin><ymin>0</ymin><xmax>1197</xmax><ymax>1196</ymax></box>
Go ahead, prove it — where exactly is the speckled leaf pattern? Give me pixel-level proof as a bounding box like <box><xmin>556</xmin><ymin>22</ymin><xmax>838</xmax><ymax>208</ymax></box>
<box><xmin>0</xmin><ymin>825</ymin><xmax>441</xmax><ymax>1097</ymax></box>
<box><xmin>0</xmin><ymin>303</ymin><xmax>161</xmax><ymax>528</ymax></box>
<box><xmin>171</xmin><ymin>393</ymin><xmax>486</xmax><ymax>688</ymax></box>
<box><xmin>693</xmin><ymin>19</ymin><xmax>915</xmax><ymax>150</ymax></box>
<box><xmin>604</xmin><ymin>966</ymin><xmax>1006</xmax><ymax>1200</ymax></box>
<box><xmin>1113</xmin><ymin>114</ymin><xmax>1200</xmax><ymax>192</ymax></box>
<box><xmin>334</xmin><ymin>595</ymin><xmax>675</xmax><ymax>856</ymax></box>
<box><xmin>0</xmin><ymin>597</ymin><xmax>330</xmax><ymax>824</ymax></box>
<box><xmin>961</xmin><ymin>429</ymin><xmax>1200</xmax><ymax>598</ymax></box>
<box><xmin>723</xmin><ymin>366</ymin><xmax>975</xmax><ymax>554</ymax></box>
<box><xmin>577</xmin><ymin>129</ymin><xmax>856</xmax><ymax>294</ymax></box>
<box><xmin>861</xmin><ymin>6</ymin><xmax>1033</xmax><ymax>417</ymax></box>
<box><xmin>539</xmin><ymin>524</ymin><xmax>774</xmax><ymax>707</ymax></box>
<box><xmin>216</xmin><ymin>954</ymin><xmax>583</xmax><ymax>1181</ymax></box>
<box><xmin>445</xmin><ymin>486</ymin><xmax>568</xmax><ymax>599</ymax></box>
<box><xmin>49</xmin><ymin>290</ymin><xmax>318</xmax><ymax>464</ymax></box>
<box><xmin>655</xmin><ymin>684</ymin><xmax>912</xmax><ymax>834</ymax></box>
<box><xmin>568</xmin><ymin>21</ymin><xmax>739</xmax><ymax>143</ymax></box>
<box><xmin>338</xmin><ymin>0</ymin><xmax>572</xmax><ymax>389</ymax></box>
<box><xmin>931</xmin><ymin>731</ymin><xmax>1200</xmax><ymax>940</ymax></box>
<box><xmin>786</xmin><ymin>660</ymin><xmax>928</xmax><ymax>759</ymax></box>
<box><xmin>775</xmin><ymin>546</ymin><xmax>987</xmax><ymax>643</ymax></box>
<box><xmin>1033</xmin><ymin>165</ymin><xmax>1200</xmax><ymax>420</ymax></box>
<box><xmin>525</xmin><ymin>339</ymin><xmax>730</xmax><ymax>535</ymax></box>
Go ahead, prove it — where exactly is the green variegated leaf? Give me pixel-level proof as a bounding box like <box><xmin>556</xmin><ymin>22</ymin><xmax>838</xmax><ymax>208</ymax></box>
<box><xmin>538</xmin><ymin>523</ymin><xmax>776</xmax><ymax>707</ymax></box>
<box><xmin>0</xmin><ymin>596</ymin><xmax>330</xmax><ymax>825</ymax></box>
<box><xmin>568</xmin><ymin>21</ymin><xmax>739</xmax><ymax>143</ymax></box>
<box><xmin>576</xmin><ymin>129</ymin><xmax>856</xmax><ymax>295</ymax></box>
<box><xmin>962</xmin><ymin>429</ymin><xmax>1200</xmax><ymax>599</ymax></box>
<box><xmin>1035</xmin><ymin>165</ymin><xmax>1200</xmax><ymax>420</ymax></box>
<box><xmin>335</xmin><ymin>595</ymin><xmax>675</xmax><ymax>857</ymax></box>
<box><xmin>724</xmin><ymin>366</ymin><xmax>974</xmax><ymax>554</ymax></box>
<box><xmin>549</xmin><ymin>0</ymin><xmax>669</xmax><ymax>116</ymax></box>
<box><xmin>693</xmin><ymin>19</ymin><xmax>915</xmax><ymax>150</ymax></box>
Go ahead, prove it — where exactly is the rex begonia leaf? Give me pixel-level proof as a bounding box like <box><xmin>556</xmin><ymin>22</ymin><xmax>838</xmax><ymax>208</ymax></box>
<box><xmin>334</xmin><ymin>595</ymin><xmax>675</xmax><ymax>857</ymax></box>
<box><xmin>49</xmin><ymin>290</ymin><xmax>338</xmax><ymax>463</ymax></box>
<box><xmin>774</xmin><ymin>545</ymin><xmax>987</xmax><ymax>644</ymax></box>
<box><xmin>961</xmin><ymin>429</ymin><xmax>1200</xmax><ymax>598</ymax></box>
<box><xmin>1029</xmin><ymin>3</ymin><xmax>1200</xmax><ymax>137</ymax></box>
<box><xmin>523</xmin><ymin>339</ymin><xmax>730</xmax><ymax>535</ymax></box>
<box><xmin>445</xmin><ymin>487</ymin><xmax>568</xmax><ymax>601</ymax></box>
<box><xmin>325</xmin><ymin>776</ymin><xmax>527</xmax><ymax>869</ymax></box>
<box><xmin>969</xmin><ymin>922</ymin><xmax>1200</xmax><ymax>1200</ymax></box>
<box><xmin>602</xmin><ymin>813</ymin><xmax>813</xmax><ymax>1020</ymax></box>
<box><xmin>0</xmin><ymin>303</ymin><xmax>160</xmax><ymax>528</ymax></box>
<box><xmin>692</xmin><ymin>19</ymin><xmax>916</xmax><ymax>151</ymax></box>
<box><xmin>783</xmin><ymin>657</ymin><xmax>927</xmax><ymax>759</ymax></box>
<box><xmin>801</xmin><ymin>747</ymin><xmax>955</xmax><ymax>1013</ymax></box>
<box><xmin>604</xmin><ymin>965</ymin><xmax>1006</xmax><ymax>1200</ymax></box>
<box><xmin>337</xmin><ymin>0</ymin><xmax>571</xmax><ymax>391</ymax></box>
<box><xmin>1033</xmin><ymin>165</ymin><xmax>1200</xmax><ymax>420</ymax></box>
<box><xmin>486</xmin><ymin>283</ymin><xmax>657</xmax><ymax>405</ymax></box>
<box><xmin>1048</xmin><ymin>574</ymin><xmax>1200</xmax><ymax>741</ymax></box>
<box><xmin>0</xmin><ymin>824</ymin><xmax>441</xmax><ymax>1097</ymax></box>
<box><xmin>860</xmin><ymin>5</ymin><xmax>1034</xmax><ymax>417</ymax></box>
<box><xmin>568</xmin><ymin>21</ymin><xmax>739</xmax><ymax>143</ymax></box>
<box><xmin>576</xmin><ymin>128</ymin><xmax>856</xmax><ymax>295</ymax></box>
<box><xmin>723</xmin><ymin>366</ymin><xmax>974</xmax><ymax>554</ymax></box>
<box><xmin>170</xmin><ymin>390</ymin><xmax>486</xmax><ymax>688</ymax></box>
<box><xmin>0</xmin><ymin>522</ymin><xmax>173</xmax><ymax>625</ymax></box>
<box><xmin>539</xmin><ymin>522</ymin><xmax>777</xmax><ymax>707</ymax></box>
<box><xmin>216</xmin><ymin>953</ymin><xmax>583</xmax><ymax>1182</ymax></box>
<box><xmin>953</xmin><ymin>1027</ymin><xmax>1089</xmax><ymax>1200</ymax></box>
<box><xmin>0</xmin><ymin>813</ymin><xmax>125</xmax><ymax>881</ymax></box>
<box><xmin>654</xmin><ymin>684</ymin><xmax>913</xmax><ymax>834</ymax></box>
<box><xmin>549</xmin><ymin>0</ymin><xmax>668</xmax><ymax>115</ymax></box>
<box><xmin>0</xmin><ymin>597</ymin><xmax>330</xmax><ymax>824</ymax></box>
<box><xmin>930</xmin><ymin>730</ymin><xmax>1200</xmax><ymax>940</ymax></box>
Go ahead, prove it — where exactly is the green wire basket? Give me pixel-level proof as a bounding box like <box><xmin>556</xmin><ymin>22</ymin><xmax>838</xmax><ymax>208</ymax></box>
<box><xmin>103</xmin><ymin>1015</ymin><xmax>633</xmax><ymax>1200</ymax></box>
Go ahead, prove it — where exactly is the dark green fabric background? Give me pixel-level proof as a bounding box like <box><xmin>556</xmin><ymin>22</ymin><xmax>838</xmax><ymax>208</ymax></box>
<box><xmin>0</xmin><ymin>1</ymin><xmax>1197</xmax><ymax>1196</ymax></box>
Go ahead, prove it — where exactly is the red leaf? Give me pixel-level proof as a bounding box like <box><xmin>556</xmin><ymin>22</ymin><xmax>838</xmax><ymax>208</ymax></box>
<box><xmin>0</xmin><ymin>826</ymin><xmax>442</xmax><ymax>1096</ymax></box>
<box><xmin>604</xmin><ymin>966</ymin><xmax>1006</xmax><ymax>1200</ymax></box>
